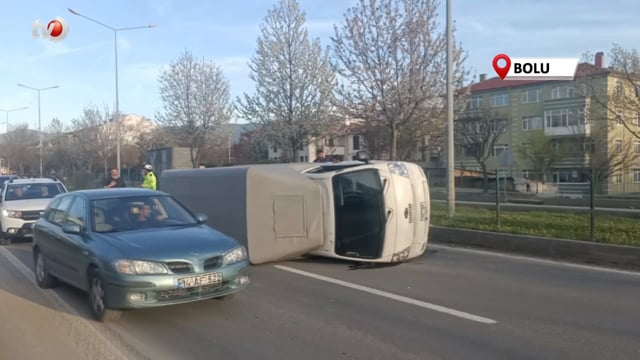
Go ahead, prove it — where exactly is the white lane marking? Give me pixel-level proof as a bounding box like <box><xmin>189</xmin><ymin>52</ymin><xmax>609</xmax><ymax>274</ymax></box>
<box><xmin>428</xmin><ymin>244</ymin><xmax>640</xmax><ymax>277</ymax></box>
<box><xmin>0</xmin><ymin>246</ymin><xmax>129</xmax><ymax>360</ymax></box>
<box><xmin>274</xmin><ymin>264</ymin><xmax>497</xmax><ymax>325</ymax></box>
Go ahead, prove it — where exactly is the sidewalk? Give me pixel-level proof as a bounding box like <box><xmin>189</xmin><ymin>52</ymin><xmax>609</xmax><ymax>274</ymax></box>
<box><xmin>0</xmin><ymin>253</ymin><xmax>86</xmax><ymax>359</ymax></box>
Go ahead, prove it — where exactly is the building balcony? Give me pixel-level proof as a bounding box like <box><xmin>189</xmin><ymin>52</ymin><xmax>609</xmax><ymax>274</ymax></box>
<box><xmin>544</xmin><ymin>124</ymin><xmax>591</xmax><ymax>137</ymax></box>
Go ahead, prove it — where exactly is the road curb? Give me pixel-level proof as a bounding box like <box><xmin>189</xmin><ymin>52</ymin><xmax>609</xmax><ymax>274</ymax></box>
<box><xmin>429</xmin><ymin>226</ymin><xmax>640</xmax><ymax>271</ymax></box>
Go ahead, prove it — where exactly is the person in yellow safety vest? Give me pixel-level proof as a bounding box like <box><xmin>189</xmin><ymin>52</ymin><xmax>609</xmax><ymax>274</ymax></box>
<box><xmin>141</xmin><ymin>164</ymin><xmax>157</xmax><ymax>190</ymax></box>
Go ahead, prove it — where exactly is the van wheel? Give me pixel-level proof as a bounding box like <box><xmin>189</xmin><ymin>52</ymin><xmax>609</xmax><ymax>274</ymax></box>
<box><xmin>34</xmin><ymin>250</ymin><xmax>58</xmax><ymax>289</ymax></box>
<box><xmin>88</xmin><ymin>269</ymin><xmax>122</xmax><ymax>322</ymax></box>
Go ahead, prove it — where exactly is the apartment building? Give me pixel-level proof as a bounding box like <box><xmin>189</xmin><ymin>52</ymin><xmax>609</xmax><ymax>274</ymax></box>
<box><xmin>456</xmin><ymin>52</ymin><xmax>640</xmax><ymax>194</ymax></box>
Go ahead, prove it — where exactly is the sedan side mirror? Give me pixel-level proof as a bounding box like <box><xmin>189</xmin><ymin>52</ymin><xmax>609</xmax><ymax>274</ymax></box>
<box><xmin>62</xmin><ymin>223</ymin><xmax>82</xmax><ymax>234</ymax></box>
<box><xmin>195</xmin><ymin>213</ymin><xmax>208</xmax><ymax>224</ymax></box>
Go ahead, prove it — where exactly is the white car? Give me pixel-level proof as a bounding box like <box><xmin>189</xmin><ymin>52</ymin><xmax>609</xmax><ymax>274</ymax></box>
<box><xmin>0</xmin><ymin>177</ymin><xmax>68</xmax><ymax>245</ymax></box>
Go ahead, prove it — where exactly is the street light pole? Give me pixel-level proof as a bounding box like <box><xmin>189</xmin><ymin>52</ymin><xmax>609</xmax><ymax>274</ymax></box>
<box><xmin>446</xmin><ymin>0</ymin><xmax>456</xmax><ymax>218</ymax></box>
<box><xmin>0</xmin><ymin>106</ymin><xmax>28</xmax><ymax>172</ymax></box>
<box><xmin>68</xmin><ymin>8</ymin><xmax>157</xmax><ymax>173</ymax></box>
<box><xmin>17</xmin><ymin>84</ymin><xmax>58</xmax><ymax>177</ymax></box>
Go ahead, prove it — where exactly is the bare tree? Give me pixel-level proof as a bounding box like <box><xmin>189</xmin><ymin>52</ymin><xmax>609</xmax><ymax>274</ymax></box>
<box><xmin>566</xmin><ymin>118</ymin><xmax>640</xmax><ymax>240</ymax></box>
<box><xmin>4</xmin><ymin>124</ymin><xmax>38</xmax><ymax>174</ymax></box>
<box><xmin>237</xmin><ymin>0</ymin><xmax>336</xmax><ymax>162</ymax></box>
<box><xmin>331</xmin><ymin>0</ymin><xmax>471</xmax><ymax>160</ymax></box>
<box><xmin>45</xmin><ymin>118</ymin><xmax>75</xmax><ymax>175</ymax></box>
<box><xmin>516</xmin><ymin>130</ymin><xmax>564</xmax><ymax>193</ymax></box>
<box><xmin>156</xmin><ymin>50</ymin><xmax>233</xmax><ymax>168</ymax></box>
<box><xmin>71</xmin><ymin>104</ymin><xmax>115</xmax><ymax>173</ymax></box>
<box><xmin>579</xmin><ymin>45</ymin><xmax>640</xmax><ymax>139</ymax></box>
<box><xmin>454</xmin><ymin>111</ymin><xmax>508</xmax><ymax>191</ymax></box>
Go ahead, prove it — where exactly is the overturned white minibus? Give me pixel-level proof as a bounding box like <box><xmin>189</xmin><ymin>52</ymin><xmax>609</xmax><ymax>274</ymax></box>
<box><xmin>159</xmin><ymin>153</ymin><xmax>430</xmax><ymax>264</ymax></box>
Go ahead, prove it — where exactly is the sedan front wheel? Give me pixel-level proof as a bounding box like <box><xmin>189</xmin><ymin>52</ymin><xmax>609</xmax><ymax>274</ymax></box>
<box><xmin>88</xmin><ymin>269</ymin><xmax>122</xmax><ymax>322</ymax></box>
<box><xmin>34</xmin><ymin>250</ymin><xmax>57</xmax><ymax>289</ymax></box>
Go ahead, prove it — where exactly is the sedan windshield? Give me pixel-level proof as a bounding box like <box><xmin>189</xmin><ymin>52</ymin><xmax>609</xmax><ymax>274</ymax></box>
<box><xmin>91</xmin><ymin>195</ymin><xmax>198</xmax><ymax>233</ymax></box>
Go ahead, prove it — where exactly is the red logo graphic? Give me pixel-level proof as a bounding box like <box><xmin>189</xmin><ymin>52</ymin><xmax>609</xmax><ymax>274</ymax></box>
<box><xmin>492</xmin><ymin>54</ymin><xmax>511</xmax><ymax>80</ymax></box>
<box><xmin>33</xmin><ymin>16</ymin><xmax>69</xmax><ymax>42</ymax></box>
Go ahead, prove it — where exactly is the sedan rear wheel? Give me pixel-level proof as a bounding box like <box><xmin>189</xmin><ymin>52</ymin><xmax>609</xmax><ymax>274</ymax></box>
<box><xmin>88</xmin><ymin>270</ymin><xmax>122</xmax><ymax>322</ymax></box>
<box><xmin>34</xmin><ymin>250</ymin><xmax>57</xmax><ymax>289</ymax></box>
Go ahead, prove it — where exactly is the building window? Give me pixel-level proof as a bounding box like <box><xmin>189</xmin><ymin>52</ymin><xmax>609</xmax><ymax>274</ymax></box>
<box><xmin>521</xmin><ymin>89</ymin><xmax>542</xmax><ymax>103</ymax></box>
<box><xmin>469</xmin><ymin>96</ymin><xmax>483</xmax><ymax>109</ymax></box>
<box><xmin>615</xmin><ymin>111</ymin><xmax>624</xmax><ymax>126</ymax></box>
<box><xmin>493</xmin><ymin>144</ymin><xmax>508</xmax><ymax>157</ymax></box>
<box><xmin>353</xmin><ymin>135</ymin><xmax>361</xmax><ymax>150</ymax></box>
<box><xmin>543</xmin><ymin>108</ymin><xmax>586</xmax><ymax>128</ymax></box>
<box><xmin>521</xmin><ymin>169</ymin><xmax>530</xmax><ymax>179</ymax></box>
<box><xmin>272</xmin><ymin>146</ymin><xmax>278</xmax><ymax>153</ymax></box>
<box><xmin>634</xmin><ymin>169</ymin><xmax>640</xmax><ymax>183</ymax></box>
<box><xmin>490</xmin><ymin>94</ymin><xmax>509</xmax><ymax>107</ymax></box>
<box><xmin>634</xmin><ymin>140</ymin><xmax>640</xmax><ymax>154</ymax></box>
<box><xmin>615</xmin><ymin>80</ymin><xmax>624</xmax><ymax>97</ymax></box>
<box><xmin>522</xmin><ymin>116</ymin><xmax>543</xmax><ymax>130</ymax></box>
<box><xmin>551</xmin><ymin>86</ymin><xmax>575</xmax><ymax>100</ymax></box>
<box><xmin>633</xmin><ymin>112</ymin><xmax>640</xmax><ymax>126</ymax></box>
<box><xmin>325</xmin><ymin>138</ymin><xmax>334</xmax><ymax>147</ymax></box>
<box><xmin>614</xmin><ymin>139</ymin><xmax>623</xmax><ymax>153</ymax></box>
<box><xmin>612</xmin><ymin>172</ymin><xmax>622</xmax><ymax>184</ymax></box>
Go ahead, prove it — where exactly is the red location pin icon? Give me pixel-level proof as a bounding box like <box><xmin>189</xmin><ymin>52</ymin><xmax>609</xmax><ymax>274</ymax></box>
<box><xmin>492</xmin><ymin>54</ymin><xmax>511</xmax><ymax>80</ymax></box>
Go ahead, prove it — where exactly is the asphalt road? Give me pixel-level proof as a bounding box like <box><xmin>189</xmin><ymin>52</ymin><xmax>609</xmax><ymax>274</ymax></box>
<box><xmin>2</xmin><ymin>241</ymin><xmax>640</xmax><ymax>360</ymax></box>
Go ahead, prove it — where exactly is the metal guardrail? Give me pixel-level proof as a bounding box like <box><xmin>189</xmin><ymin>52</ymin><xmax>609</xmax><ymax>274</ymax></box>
<box><xmin>431</xmin><ymin>199</ymin><xmax>640</xmax><ymax>214</ymax></box>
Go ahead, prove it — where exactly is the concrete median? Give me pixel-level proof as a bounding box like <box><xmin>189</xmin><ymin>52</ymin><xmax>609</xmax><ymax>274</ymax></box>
<box><xmin>429</xmin><ymin>226</ymin><xmax>640</xmax><ymax>271</ymax></box>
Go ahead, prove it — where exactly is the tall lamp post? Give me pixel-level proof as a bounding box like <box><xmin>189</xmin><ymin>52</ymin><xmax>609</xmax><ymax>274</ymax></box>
<box><xmin>17</xmin><ymin>84</ymin><xmax>59</xmax><ymax>177</ymax></box>
<box><xmin>68</xmin><ymin>8</ymin><xmax>157</xmax><ymax>173</ymax></box>
<box><xmin>0</xmin><ymin>106</ymin><xmax>29</xmax><ymax>172</ymax></box>
<box><xmin>446</xmin><ymin>0</ymin><xmax>456</xmax><ymax>218</ymax></box>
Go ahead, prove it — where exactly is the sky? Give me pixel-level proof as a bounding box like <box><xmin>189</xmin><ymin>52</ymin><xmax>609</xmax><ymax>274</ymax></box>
<box><xmin>1</xmin><ymin>0</ymin><xmax>638</xmax><ymax>132</ymax></box>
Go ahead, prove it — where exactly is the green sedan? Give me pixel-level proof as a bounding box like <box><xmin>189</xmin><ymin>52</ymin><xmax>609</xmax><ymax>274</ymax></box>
<box><xmin>32</xmin><ymin>188</ymin><xmax>250</xmax><ymax>322</ymax></box>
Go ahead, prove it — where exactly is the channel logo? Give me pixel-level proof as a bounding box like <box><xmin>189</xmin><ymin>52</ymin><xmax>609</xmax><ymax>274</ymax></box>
<box><xmin>492</xmin><ymin>54</ymin><xmax>579</xmax><ymax>81</ymax></box>
<box><xmin>33</xmin><ymin>16</ymin><xmax>69</xmax><ymax>42</ymax></box>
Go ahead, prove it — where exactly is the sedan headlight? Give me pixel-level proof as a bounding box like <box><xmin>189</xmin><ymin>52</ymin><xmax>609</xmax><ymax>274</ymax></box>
<box><xmin>113</xmin><ymin>260</ymin><xmax>168</xmax><ymax>275</ymax></box>
<box><xmin>2</xmin><ymin>209</ymin><xmax>22</xmax><ymax>218</ymax></box>
<box><xmin>223</xmin><ymin>245</ymin><xmax>248</xmax><ymax>265</ymax></box>
<box><xmin>388</xmin><ymin>162</ymin><xmax>409</xmax><ymax>178</ymax></box>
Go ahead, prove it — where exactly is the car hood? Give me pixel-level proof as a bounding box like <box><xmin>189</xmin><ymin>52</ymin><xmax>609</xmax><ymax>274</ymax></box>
<box><xmin>96</xmin><ymin>225</ymin><xmax>241</xmax><ymax>261</ymax></box>
<box><xmin>3</xmin><ymin>198</ymin><xmax>52</xmax><ymax>211</ymax></box>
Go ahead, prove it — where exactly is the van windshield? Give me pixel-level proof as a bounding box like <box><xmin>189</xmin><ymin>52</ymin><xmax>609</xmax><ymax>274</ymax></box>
<box><xmin>332</xmin><ymin>169</ymin><xmax>385</xmax><ymax>259</ymax></box>
<box><xmin>5</xmin><ymin>183</ymin><xmax>65</xmax><ymax>201</ymax></box>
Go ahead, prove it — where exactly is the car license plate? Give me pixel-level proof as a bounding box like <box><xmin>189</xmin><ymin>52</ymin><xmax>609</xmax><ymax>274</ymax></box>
<box><xmin>177</xmin><ymin>273</ymin><xmax>222</xmax><ymax>288</ymax></box>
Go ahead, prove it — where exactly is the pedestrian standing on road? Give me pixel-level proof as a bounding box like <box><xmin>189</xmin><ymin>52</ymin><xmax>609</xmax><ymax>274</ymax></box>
<box><xmin>313</xmin><ymin>149</ymin><xmax>331</xmax><ymax>163</ymax></box>
<box><xmin>103</xmin><ymin>168</ymin><xmax>126</xmax><ymax>188</ymax></box>
<box><xmin>140</xmin><ymin>164</ymin><xmax>157</xmax><ymax>190</ymax></box>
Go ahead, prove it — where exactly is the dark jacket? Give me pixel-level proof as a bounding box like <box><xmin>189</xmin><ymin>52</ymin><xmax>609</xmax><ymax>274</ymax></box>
<box><xmin>103</xmin><ymin>177</ymin><xmax>126</xmax><ymax>188</ymax></box>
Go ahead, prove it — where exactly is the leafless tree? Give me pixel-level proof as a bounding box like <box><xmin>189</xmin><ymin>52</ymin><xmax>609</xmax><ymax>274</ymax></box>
<box><xmin>516</xmin><ymin>130</ymin><xmax>564</xmax><ymax>193</ymax></box>
<box><xmin>454</xmin><ymin>110</ymin><xmax>508</xmax><ymax>191</ymax></box>
<box><xmin>156</xmin><ymin>50</ymin><xmax>233</xmax><ymax>168</ymax></box>
<box><xmin>331</xmin><ymin>0</ymin><xmax>471</xmax><ymax>160</ymax></box>
<box><xmin>4</xmin><ymin>124</ymin><xmax>38</xmax><ymax>174</ymax></box>
<box><xmin>71</xmin><ymin>104</ymin><xmax>115</xmax><ymax>173</ymax></box>
<box><xmin>563</xmin><ymin>116</ymin><xmax>640</xmax><ymax>240</ymax></box>
<box><xmin>579</xmin><ymin>45</ymin><xmax>640</xmax><ymax>139</ymax></box>
<box><xmin>45</xmin><ymin>117</ymin><xmax>75</xmax><ymax>175</ymax></box>
<box><xmin>236</xmin><ymin>0</ymin><xmax>337</xmax><ymax>162</ymax></box>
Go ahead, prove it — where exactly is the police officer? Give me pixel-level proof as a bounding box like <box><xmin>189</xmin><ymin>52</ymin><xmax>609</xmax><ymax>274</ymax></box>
<box><xmin>141</xmin><ymin>164</ymin><xmax>157</xmax><ymax>190</ymax></box>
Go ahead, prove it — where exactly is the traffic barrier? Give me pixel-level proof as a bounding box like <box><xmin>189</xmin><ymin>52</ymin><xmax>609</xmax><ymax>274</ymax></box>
<box><xmin>429</xmin><ymin>226</ymin><xmax>640</xmax><ymax>271</ymax></box>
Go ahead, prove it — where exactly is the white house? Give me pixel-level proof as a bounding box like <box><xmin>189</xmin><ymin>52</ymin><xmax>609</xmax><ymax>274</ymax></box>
<box><xmin>268</xmin><ymin>118</ymin><xmax>366</xmax><ymax>162</ymax></box>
